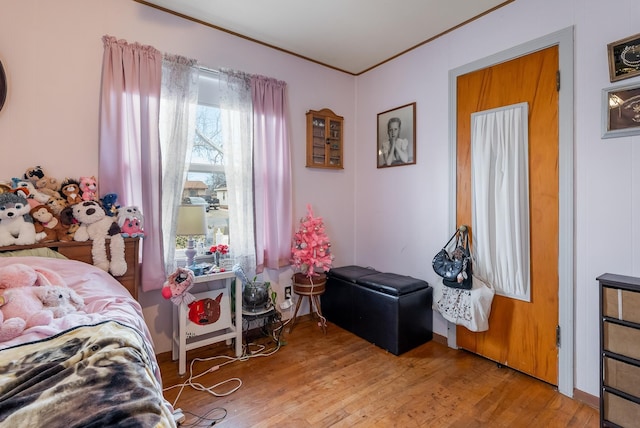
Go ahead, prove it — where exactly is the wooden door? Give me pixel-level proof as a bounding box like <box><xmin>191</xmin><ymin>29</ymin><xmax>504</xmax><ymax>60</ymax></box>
<box><xmin>455</xmin><ymin>46</ymin><xmax>559</xmax><ymax>385</ymax></box>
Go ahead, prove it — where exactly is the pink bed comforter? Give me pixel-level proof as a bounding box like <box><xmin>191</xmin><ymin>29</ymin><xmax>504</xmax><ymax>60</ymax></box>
<box><xmin>0</xmin><ymin>256</ymin><xmax>152</xmax><ymax>350</ymax></box>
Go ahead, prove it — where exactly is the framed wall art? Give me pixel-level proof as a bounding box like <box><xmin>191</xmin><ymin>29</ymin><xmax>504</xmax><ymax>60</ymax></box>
<box><xmin>602</xmin><ymin>82</ymin><xmax>640</xmax><ymax>139</ymax></box>
<box><xmin>0</xmin><ymin>60</ymin><xmax>6</xmax><ymax>112</ymax></box>
<box><xmin>607</xmin><ymin>33</ymin><xmax>640</xmax><ymax>82</ymax></box>
<box><xmin>377</xmin><ymin>102</ymin><xmax>416</xmax><ymax>168</ymax></box>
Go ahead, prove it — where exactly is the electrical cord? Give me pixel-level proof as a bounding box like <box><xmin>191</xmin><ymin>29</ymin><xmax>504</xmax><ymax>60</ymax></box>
<box><xmin>164</xmin><ymin>335</ymin><xmax>283</xmax><ymax>409</ymax></box>
<box><xmin>178</xmin><ymin>407</ymin><xmax>227</xmax><ymax>427</ymax></box>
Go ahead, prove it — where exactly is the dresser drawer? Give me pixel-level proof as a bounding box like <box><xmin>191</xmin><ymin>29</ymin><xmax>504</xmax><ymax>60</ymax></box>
<box><xmin>604</xmin><ymin>391</ymin><xmax>640</xmax><ymax>428</ymax></box>
<box><xmin>604</xmin><ymin>287</ymin><xmax>640</xmax><ymax>324</ymax></box>
<box><xmin>605</xmin><ymin>356</ymin><xmax>640</xmax><ymax>397</ymax></box>
<box><xmin>604</xmin><ymin>321</ymin><xmax>640</xmax><ymax>360</ymax></box>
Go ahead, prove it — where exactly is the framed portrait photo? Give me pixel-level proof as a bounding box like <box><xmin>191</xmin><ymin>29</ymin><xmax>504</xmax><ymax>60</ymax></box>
<box><xmin>602</xmin><ymin>82</ymin><xmax>640</xmax><ymax>139</ymax></box>
<box><xmin>377</xmin><ymin>102</ymin><xmax>416</xmax><ymax>168</ymax></box>
<box><xmin>607</xmin><ymin>33</ymin><xmax>640</xmax><ymax>82</ymax></box>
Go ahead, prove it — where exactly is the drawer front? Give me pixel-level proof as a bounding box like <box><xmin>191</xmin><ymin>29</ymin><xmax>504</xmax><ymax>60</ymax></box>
<box><xmin>604</xmin><ymin>287</ymin><xmax>640</xmax><ymax>324</ymax></box>
<box><xmin>604</xmin><ymin>391</ymin><xmax>640</xmax><ymax>428</ymax></box>
<box><xmin>604</xmin><ymin>322</ymin><xmax>640</xmax><ymax>360</ymax></box>
<box><xmin>605</xmin><ymin>356</ymin><xmax>640</xmax><ymax>397</ymax></box>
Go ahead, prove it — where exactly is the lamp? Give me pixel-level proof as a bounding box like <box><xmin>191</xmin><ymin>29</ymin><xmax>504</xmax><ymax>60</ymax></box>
<box><xmin>176</xmin><ymin>205</ymin><xmax>207</xmax><ymax>268</ymax></box>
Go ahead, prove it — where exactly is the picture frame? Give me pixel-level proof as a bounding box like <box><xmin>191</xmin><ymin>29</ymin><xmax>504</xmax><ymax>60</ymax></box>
<box><xmin>607</xmin><ymin>33</ymin><xmax>640</xmax><ymax>82</ymax></box>
<box><xmin>377</xmin><ymin>102</ymin><xmax>416</xmax><ymax>168</ymax></box>
<box><xmin>602</xmin><ymin>82</ymin><xmax>640</xmax><ymax>139</ymax></box>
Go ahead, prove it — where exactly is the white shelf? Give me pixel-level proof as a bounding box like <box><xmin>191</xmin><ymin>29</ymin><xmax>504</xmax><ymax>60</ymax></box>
<box><xmin>171</xmin><ymin>271</ymin><xmax>242</xmax><ymax>375</ymax></box>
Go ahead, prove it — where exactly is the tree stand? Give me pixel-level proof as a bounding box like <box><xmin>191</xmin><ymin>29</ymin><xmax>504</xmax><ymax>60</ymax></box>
<box><xmin>290</xmin><ymin>272</ymin><xmax>327</xmax><ymax>334</ymax></box>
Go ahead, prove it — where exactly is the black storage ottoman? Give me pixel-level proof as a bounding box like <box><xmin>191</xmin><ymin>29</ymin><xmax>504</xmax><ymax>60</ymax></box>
<box><xmin>323</xmin><ymin>265</ymin><xmax>432</xmax><ymax>355</ymax></box>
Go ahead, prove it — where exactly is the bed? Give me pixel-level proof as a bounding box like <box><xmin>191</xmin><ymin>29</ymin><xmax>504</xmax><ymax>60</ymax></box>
<box><xmin>0</xmin><ymin>250</ymin><xmax>176</xmax><ymax>427</ymax></box>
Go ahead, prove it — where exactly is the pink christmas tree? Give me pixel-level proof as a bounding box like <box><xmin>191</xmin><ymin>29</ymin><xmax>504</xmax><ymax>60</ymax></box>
<box><xmin>291</xmin><ymin>205</ymin><xmax>333</xmax><ymax>277</ymax></box>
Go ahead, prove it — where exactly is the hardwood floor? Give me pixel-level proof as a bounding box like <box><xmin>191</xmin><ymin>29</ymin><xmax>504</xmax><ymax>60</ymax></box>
<box><xmin>158</xmin><ymin>318</ymin><xmax>599</xmax><ymax>427</ymax></box>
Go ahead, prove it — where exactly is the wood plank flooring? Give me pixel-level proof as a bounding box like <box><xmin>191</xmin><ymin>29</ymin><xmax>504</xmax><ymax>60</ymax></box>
<box><xmin>158</xmin><ymin>318</ymin><xmax>599</xmax><ymax>427</ymax></box>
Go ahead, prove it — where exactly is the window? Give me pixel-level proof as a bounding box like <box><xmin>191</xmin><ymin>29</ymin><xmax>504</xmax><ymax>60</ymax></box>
<box><xmin>176</xmin><ymin>71</ymin><xmax>229</xmax><ymax>253</ymax></box>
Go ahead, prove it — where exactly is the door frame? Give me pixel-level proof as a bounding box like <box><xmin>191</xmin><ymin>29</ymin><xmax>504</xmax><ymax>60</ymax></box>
<box><xmin>447</xmin><ymin>27</ymin><xmax>574</xmax><ymax>397</ymax></box>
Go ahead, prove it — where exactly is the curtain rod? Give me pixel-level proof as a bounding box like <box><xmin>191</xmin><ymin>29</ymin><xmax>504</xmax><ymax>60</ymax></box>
<box><xmin>198</xmin><ymin>65</ymin><xmax>219</xmax><ymax>75</ymax></box>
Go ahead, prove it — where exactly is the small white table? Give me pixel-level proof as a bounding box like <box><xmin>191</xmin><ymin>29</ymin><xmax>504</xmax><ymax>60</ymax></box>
<box><xmin>171</xmin><ymin>271</ymin><xmax>242</xmax><ymax>375</ymax></box>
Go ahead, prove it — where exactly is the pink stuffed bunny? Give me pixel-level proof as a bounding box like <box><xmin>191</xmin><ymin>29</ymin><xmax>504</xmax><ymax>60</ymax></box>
<box><xmin>0</xmin><ymin>263</ymin><xmax>66</xmax><ymax>342</ymax></box>
<box><xmin>79</xmin><ymin>176</ymin><xmax>98</xmax><ymax>201</ymax></box>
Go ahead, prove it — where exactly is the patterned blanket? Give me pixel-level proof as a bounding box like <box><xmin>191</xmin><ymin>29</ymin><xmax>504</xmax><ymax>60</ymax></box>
<box><xmin>0</xmin><ymin>321</ymin><xmax>175</xmax><ymax>428</ymax></box>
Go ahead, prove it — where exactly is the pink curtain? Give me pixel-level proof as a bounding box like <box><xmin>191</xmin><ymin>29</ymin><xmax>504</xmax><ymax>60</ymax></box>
<box><xmin>99</xmin><ymin>35</ymin><xmax>165</xmax><ymax>291</ymax></box>
<box><xmin>251</xmin><ymin>75</ymin><xmax>292</xmax><ymax>271</ymax></box>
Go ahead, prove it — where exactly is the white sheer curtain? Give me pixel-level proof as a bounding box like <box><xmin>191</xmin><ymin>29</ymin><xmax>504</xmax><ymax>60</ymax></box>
<box><xmin>471</xmin><ymin>102</ymin><xmax>531</xmax><ymax>301</ymax></box>
<box><xmin>99</xmin><ymin>35</ymin><xmax>165</xmax><ymax>291</ymax></box>
<box><xmin>159</xmin><ymin>54</ymin><xmax>199</xmax><ymax>274</ymax></box>
<box><xmin>219</xmin><ymin>69</ymin><xmax>257</xmax><ymax>276</ymax></box>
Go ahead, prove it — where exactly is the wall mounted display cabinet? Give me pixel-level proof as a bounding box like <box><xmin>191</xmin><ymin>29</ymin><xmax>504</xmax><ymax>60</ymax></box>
<box><xmin>306</xmin><ymin>108</ymin><xmax>343</xmax><ymax>169</ymax></box>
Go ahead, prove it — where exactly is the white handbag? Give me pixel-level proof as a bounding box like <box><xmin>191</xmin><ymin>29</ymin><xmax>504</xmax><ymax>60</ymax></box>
<box><xmin>433</xmin><ymin>274</ymin><xmax>495</xmax><ymax>332</ymax></box>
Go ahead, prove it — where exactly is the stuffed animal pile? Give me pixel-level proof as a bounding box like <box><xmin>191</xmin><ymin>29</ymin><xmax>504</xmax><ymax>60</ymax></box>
<box><xmin>0</xmin><ymin>263</ymin><xmax>85</xmax><ymax>342</ymax></box>
<box><xmin>0</xmin><ymin>166</ymin><xmax>146</xmax><ymax>274</ymax></box>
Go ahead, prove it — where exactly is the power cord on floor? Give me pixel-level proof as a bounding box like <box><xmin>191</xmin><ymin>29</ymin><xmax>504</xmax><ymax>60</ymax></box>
<box><xmin>177</xmin><ymin>407</ymin><xmax>227</xmax><ymax>427</ymax></box>
<box><xmin>164</xmin><ymin>337</ymin><xmax>283</xmax><ymax>409</ymax></box>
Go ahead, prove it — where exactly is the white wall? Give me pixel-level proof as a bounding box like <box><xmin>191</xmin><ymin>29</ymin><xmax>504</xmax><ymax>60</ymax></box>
<box><xmin>354</xmin><ymin>0</ymin><xmax>640</xmax><ymax>398</ymax></box>
<box><xmin>0</xmin><ymin>0</ymin><xmax>356</xmax><ymax>354</ymax></box>
<box><xmin>3</xmin><ymin>0</ymin><xmax>640</xmax><ymax>399</ymax></box>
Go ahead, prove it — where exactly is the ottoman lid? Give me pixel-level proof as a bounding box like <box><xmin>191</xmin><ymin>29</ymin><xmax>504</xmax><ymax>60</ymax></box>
<box><xmin>327</xmin><ymin>265</ymin><xmax>380</xmax><ymax>283</ymax></box>
<box><xmin>357</xmin><ymin>272</ymin><xmax>429</xmax><ymax>296</ymax></box>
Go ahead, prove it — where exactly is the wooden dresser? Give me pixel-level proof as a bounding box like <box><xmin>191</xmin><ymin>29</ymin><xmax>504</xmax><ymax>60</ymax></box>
<box><xmin>599</xmin><ymin>273</ymin><xmax>640</xmax><ymax>427</ymax></box>
<box><xmin>0</xmin><ymin>238</ymin><xmax>140</xmax><ymax>300</ymax></box>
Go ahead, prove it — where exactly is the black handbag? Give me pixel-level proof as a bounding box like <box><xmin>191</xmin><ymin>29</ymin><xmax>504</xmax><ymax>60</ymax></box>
<box><xmin>432</xmin><ymin>227</ymin><xmax>473</xmax><ymax>290</ymax></box>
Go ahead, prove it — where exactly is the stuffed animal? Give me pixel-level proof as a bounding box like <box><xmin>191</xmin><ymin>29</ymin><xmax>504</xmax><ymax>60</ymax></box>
<box><xmin>22</xmin><ymin>165</ymin><xmax>46</xmax><ymax>185</ymax></box>
<box><xmin>161</xmin><ymin>267</ymin><xmax>195</xmax><ymax>306</ymax></box>
<box><xmin>37</xmin><ymin>285</ymin><xmax>85</xmax><ymax>318</ymax></box>
<box><xmin>30</xmin><ymin>205</ymin><xmax>68</xmax><ymax>242</ymax></box>
<box><xmin>46</xmin><ymin>195</ymin><xmax>69</xmax><ymax>216</ymax></box>
<box><xmin>0</xmin><ymin>263</ymin><xmax>65</xmax><ymax>342</ymax></box>
<box><xmin>11</xmin><ymin>178</ymin><xmax>48</xmax><ymax>207</ymax></box>
<box><xmin>59</xmin><ymin>179</ymin><xmax>83</xmax><ymax>205</ymax></box>
<box><xmin>58</xmin><ymin>206</ymin><xmax>79</xmax><ymax>242</ymax></box>
<box><xmin>35</xmin><ymin>176</ymin><xmax>61</xmax><ymax>192</ymax></box>
<box><xmin>0</xmin><ymin>193</ymin><xmax>46</xmax><ymax>246</ymax></box>
<box><xmin>79</xmin><ymin>176</ymin><xmax>98</xmax><ymax>201</ymax></box>
<box><xmin>118</xmin><ymin>206</ymin><xmax>145</xmax><ymax>238</ymax></box>
<box><xmin>101</xmin><ymin>193</ymin><xmax>120</xmax><ymax>217</ymax></box>
<box><xmin>72</xmin><ymin>200</ymin><xmax>127</xmax><ymax>276</ymax></box>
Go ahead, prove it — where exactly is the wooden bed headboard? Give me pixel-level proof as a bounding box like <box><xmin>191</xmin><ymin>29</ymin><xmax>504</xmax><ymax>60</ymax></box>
<box><xmin>0</xmin><ymin>238</ymin><xmax>140</xmax><ymax>300</ymax></box>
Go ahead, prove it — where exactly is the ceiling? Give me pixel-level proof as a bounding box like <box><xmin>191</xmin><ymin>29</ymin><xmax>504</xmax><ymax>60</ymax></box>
<box><xmin>135</xmin><ymin>0</ymin><xmax>513</xmax><ymax>75</ymax></box>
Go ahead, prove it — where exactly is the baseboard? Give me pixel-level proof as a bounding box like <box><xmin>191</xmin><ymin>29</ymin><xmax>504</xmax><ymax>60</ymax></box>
<box><xmin>432</xmin><ymin>332</ymin><xmax>447</xmax><ymax>345</ymax></box>
<box><xmin>573</xmin><ymin>388</ymin><xmax>599</xmax><ymax>409</ymax></box>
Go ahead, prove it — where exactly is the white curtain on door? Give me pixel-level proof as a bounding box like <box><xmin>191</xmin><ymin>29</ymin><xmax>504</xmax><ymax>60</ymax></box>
<box><xmin>471</xmin><ymin>102</ymin><xmax>531</xmax><ymax>301</ymax></box>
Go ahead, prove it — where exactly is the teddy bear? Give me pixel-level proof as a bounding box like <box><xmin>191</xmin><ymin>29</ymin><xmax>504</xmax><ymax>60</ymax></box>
<box><xmin>30</xmin><ymin>205</ymin><xmax>68</xmax><ymax>243</ymax></box>
<box><xmin>79</xmin><ymin>176</ymin><xmax>98</xmax><ymax>201</ymax></box>
<box><xmin>0</xmin><ymin>263</ymin><xmax>65</xmax><ymax>342</ymax></box>
<box><xmin>37</xmin><ymin>285</ymin><xmax>85</xmax><ymax>318</ymax></box>
<box><xmin>161</xmin><ymin>267</ymin><xmax>195</xmax><ymax>306</ymax></box>
<box><xmin>0</xmin><ymin>193</ymin><xmax>46</xmax><ymax>246</ymax></box>
<box><xmin>59</xmin><ymin>178</ymin><xmax>83</xmax><ymax>205</ymax></box>
<box><xmin>72</xmin><ymin>200</ymin><xmax>127</xmax><ymax>276</ymax></box>
<box><xmin>117</xmin><ymin>206</ymin><xmax>145</xmax><ymax>238</ymax></box>
<box><xmin>101</xmin><ymin>193</ymin><xmax>120</xmax><ymax>217</ymax></box>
